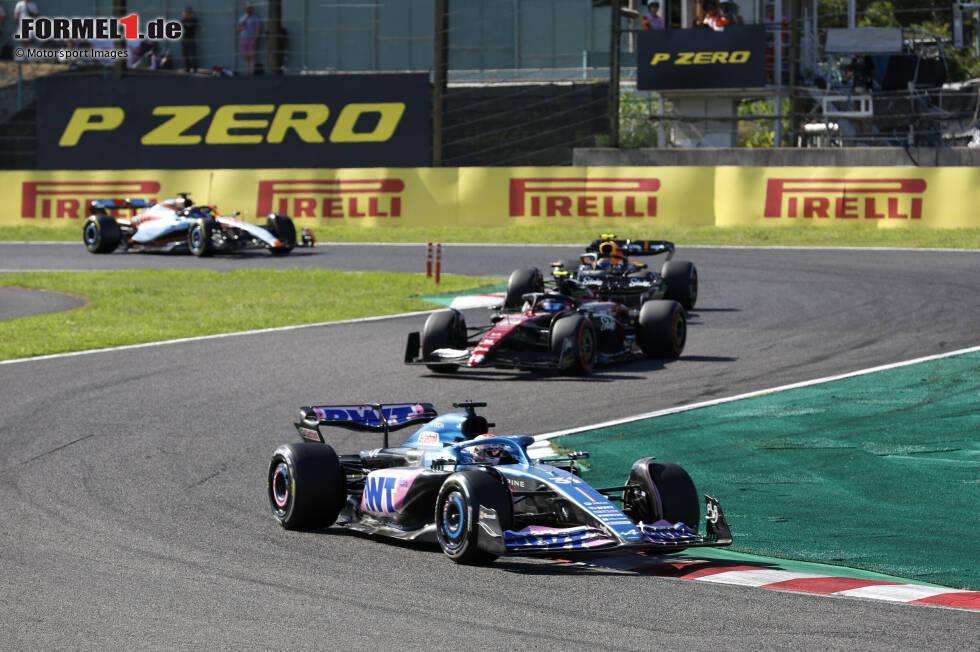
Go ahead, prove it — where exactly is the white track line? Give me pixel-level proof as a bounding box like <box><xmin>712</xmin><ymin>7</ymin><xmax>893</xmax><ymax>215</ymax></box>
<box><xmin>534</xmin><ymin>344</ymin><xmax>980</xmax><ymax>441</ymax></box>
<box><xmin>0</xmin><ymin>309</ymin><xmax>438</xmax><ymax>366</ymax></box>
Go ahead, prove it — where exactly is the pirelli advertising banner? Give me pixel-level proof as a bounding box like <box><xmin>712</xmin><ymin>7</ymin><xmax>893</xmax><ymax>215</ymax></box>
<box><xmin>1</xmin><ymin>166</ymin><xmax>977</xmax><ymax>228</ymax></box>
<box><xmin>637</xmin><ymin>25</ymin><xmax>766</xmax><ymax>90</ymax></box>
<box><xmin>35</xmin><ymin>74</ymin><xmax>431</xmax><ymax>170</ymax></box>
<box><xmin>458</xmin><ymin>167</ymin><xmax>714</xmax><ymax>226</ymax></box>
<box><xmin>713</xmin><ymin>167</ymin><xmax>980</xmax><ymax>228</ymax></box>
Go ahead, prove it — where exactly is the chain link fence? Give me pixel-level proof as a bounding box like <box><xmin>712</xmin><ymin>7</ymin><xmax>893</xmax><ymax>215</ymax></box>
<box><xmin>1</xmin><ymin>0</ymin><xmax>978</xmax><ymax>169</ymax></box>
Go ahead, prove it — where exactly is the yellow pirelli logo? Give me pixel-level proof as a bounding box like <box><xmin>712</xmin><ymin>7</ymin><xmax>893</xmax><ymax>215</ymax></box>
<box><xmin>649</xmin><ymin>51</ymin><xmax>751</xmax><ymax>66</ymax></box>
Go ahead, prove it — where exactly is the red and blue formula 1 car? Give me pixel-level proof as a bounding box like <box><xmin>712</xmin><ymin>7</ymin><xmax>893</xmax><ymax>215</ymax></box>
<box><xmin>405</xmin><ymin>290</ymin><xmax>686</xmax><ymax>376</ymax></box>
<box><xmin>82</xmin><ymin>193</ymin><xmax>314</xmax><ymax>257</ymax></box>
<box><xmin>267</xmin><ymin>401</ymin><xmax>732</xmax><ymax>564</ymax></box>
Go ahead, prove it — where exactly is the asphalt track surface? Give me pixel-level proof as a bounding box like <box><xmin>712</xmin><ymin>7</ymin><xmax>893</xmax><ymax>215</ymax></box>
<box><xmin>2</xmin><ymin>243</ymin><xmax>978</xmax><ymax>648</ymax></box>
<box><xmin>0</xmin><ymin>285</ymin><xmax>85</xmax><ymax>321</ymax></box>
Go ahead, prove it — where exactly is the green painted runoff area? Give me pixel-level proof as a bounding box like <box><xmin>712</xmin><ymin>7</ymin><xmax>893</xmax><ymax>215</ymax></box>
<box><xmin>556</xmin><ymin>351</ymin><xmax>980</xmax><ymax>590</ymax></box>
<box><xmin>420</xmin><ymin>282</ymin><xmax>507</xmax><ymax>306</ymax></box>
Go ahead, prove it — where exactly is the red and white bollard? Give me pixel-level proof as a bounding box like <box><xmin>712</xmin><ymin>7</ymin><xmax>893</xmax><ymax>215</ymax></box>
<box><xmin>435</xmin><ymin>243</ymin><xmax>442</xmax><ymax>284</ymax></box>
<box><xmin>426</xmin><ymin>241</ymin><xmax>433</xmax><ymax>278</ymax></box>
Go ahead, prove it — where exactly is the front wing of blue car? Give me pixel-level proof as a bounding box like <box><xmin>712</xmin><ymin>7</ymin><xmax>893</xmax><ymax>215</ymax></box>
<box><xmin>476</xmin><ymin>495</ymin><xmax>733</xmax><ymax>557</ymax></box>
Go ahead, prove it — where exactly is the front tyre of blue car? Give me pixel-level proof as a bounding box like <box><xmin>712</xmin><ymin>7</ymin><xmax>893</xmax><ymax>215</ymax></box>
<box><xmin>624</xmin><ymin>458</ymin><xmax>700</xmax><ymax>532</ymax></box>
<box><xmin>435</xmin><ymin>471</ymin><xmax>512</xmax><ymax>564</ymax></box>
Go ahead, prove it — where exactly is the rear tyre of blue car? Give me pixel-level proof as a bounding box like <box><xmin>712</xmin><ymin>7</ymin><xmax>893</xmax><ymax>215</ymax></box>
<box><xmin>435</xmin><ymin>470</ymin><xmax>513</xmax><ymax>564</ymax></box>
<box><xmin>82</xmin><ymin>215</ymin><xmax>121</xmax><ymax>254</ymax></box>
<box><xmin>421</xmin><ymin>309</ymin><xmax>466</xmax><ymax>373</ymax></box>
<box><xmin>188</xmin><ymin>218</ymin><xmax>217</xmax><ymax>257</ymax></box>
<box><xmin>268</xmin><ymin>443</ymin><xmax>346</xmax><ymax>530</ymax></box>
<box><xmin>637</xmin><ymin>300</ymin><xmax>686</xmax><ymax>358</ymax></box>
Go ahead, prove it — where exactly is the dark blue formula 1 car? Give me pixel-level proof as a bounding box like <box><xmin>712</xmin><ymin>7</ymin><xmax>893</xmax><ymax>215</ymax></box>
<box><xmin>267</xmin><ymin>401</ymin><xmax>732</xmax><ymax>563</ymax></box>
<box><xmin>511</xmin><ymin>234</ymin><xmax>698</xmax><ymax>311</ymax></box>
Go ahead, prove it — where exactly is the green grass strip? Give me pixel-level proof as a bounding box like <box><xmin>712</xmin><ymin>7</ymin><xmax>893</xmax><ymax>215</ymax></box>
<box><xmin>0</xmin><ymin>269</ymin><xmax>498</xmax><ymax>361</ymax></box>
<box><xmin>3</xmin><ymin>224</ymin><xmax>979</xmax><ymax>249</ymax></box>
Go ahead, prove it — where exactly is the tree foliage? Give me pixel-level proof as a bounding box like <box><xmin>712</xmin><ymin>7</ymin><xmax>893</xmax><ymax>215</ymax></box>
<box><xmin>818</xmin><ymin>0</ymin><xmax>979</xmax><ymax>81</ymax></box>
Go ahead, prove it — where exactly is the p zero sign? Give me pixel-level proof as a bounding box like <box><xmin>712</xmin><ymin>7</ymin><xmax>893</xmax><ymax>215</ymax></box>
<box><xmin>35</xmin><ymin>74</ymin><xmax>431</xmax><ymax>169</ymax></box>
<box><xmin>637</xmin><ymin>25</ymin><xmax>765</xmax><ymax>91</ymax></box>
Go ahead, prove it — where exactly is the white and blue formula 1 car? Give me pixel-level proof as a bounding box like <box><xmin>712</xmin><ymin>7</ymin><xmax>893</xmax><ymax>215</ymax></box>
<box><xmin>82</xmin><ymin>193</ymin><xmax>314</xmax><ymax>257</ymax></box>
<box><xmin>267</xmin><ymin>401</ymin><xmax>732</xmax><ymax>563</ymax></box>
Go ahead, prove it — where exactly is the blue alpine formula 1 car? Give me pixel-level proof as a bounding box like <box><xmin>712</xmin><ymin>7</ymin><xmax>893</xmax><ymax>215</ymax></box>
<box><xmin>267</xmin><ymin>401</ymin><xmax>732</xmax><ymax>563</ymax></box>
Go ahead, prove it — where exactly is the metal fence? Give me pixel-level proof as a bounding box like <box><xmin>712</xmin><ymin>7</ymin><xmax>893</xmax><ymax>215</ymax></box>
<box><xmin>1</xmin><ymin>1</ymin><xmax>978</xmax><ymax>167</ymax></box>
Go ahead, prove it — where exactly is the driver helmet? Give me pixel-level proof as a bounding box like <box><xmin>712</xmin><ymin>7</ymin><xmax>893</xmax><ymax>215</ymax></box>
<box><xmin>538</xmin><ymin>298</ymin><xmax>566</xmax><ymax>313</ymax></box>
<box><xmin>469</xmin><ymin>437</ymin><xmax>513</xmax><ymax>465</ymax></box>
<box><xmin>598</xmin><ymin>240</ymin><xmax>622</xmax><ymax>257</ymax></box>
<box><xmin>595</xmin><ymin>257</ymin><xmax>623</xmax><ymax>271</ymax></box>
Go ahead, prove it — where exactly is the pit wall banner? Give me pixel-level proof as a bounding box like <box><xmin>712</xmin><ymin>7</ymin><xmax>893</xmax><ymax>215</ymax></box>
<box><xmin>2</xmin><ymin>167</ymin><xmax>977</xmax><ymax>229</ymax></box>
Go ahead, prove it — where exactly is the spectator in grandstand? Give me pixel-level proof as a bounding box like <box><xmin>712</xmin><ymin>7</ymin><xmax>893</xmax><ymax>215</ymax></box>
<box><xmin>13</xmin><ymin>0</ymin><xmax>37</xmax><ymax>23</ymax></box>
<box><xmin>13</xmin><ymin>1</ymin><xmax>39</xmax><ymax>47</ymax></box>
<box><xmin>130</xmin><ymin>39</ymin><xmax>157</xmax><ymax>68</ymax></box>
<box><xmin>181</xmin><ymin>6</ymin><xmax>199</xmax><ymax>73</ymax></box>
<box><xmin>641</xmin><ymin>2</ymin><xmax>664</xmax><ymax>30</ymax></box>
<box><xmin>271</xmin><ymin>23</ymin><xmax>289</xmax><ymax>73</ymax></box>
<box><xmin>237</xmin><ymin>2</ymin><xmax>261</xmax><ymax>75</ymax></box>
<box><xmin>700</xmin><ymin>1</ymin><xmax>729</xmax><ymax>31</ymax></box>
<box><xmin>720</xmin><ymin>2</ymin><xmax>743</xmax><ymax>26</ymax></box>
<box><xmin>842</xmin><ymin>55</ymin><xmax>875</xmax><ymax>92</ymax></box>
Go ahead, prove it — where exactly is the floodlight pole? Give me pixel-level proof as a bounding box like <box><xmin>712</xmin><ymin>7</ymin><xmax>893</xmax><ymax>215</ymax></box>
<box><xmin>609</xmin><ymin>0</ymin><xmax>621</xmax><ymax>147</ymax></box>
<box><xmin>788</xmin><ymin>0</ymin><xmax>801</xmax><ymax>146</ymax></box>
<box><xmin>113</xmin><ymin>0</ymin><xmax>126</xmax><ymax>77</ymax></box>
<box><xmin>433</xmin><ymin>0</ymin><xmax>450</xmax><ymax>166</ymax></box>
<box><xmin>267</xmin><ymin>0</ymin><xmax>282</xmax><ymax>74</ymax></box>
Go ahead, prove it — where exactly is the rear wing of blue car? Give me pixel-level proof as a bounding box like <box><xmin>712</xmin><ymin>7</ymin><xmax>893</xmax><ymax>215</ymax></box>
<box><xmin>586</xmin><ymin>237</ymin><xmax>675</xmax><ymax>259</ymax></box>
<box><xmin>89</xmin><ymin>199</ymin><xmax>153</xmax><ymax>214</ymax></box>
<box><xmin>294</xmin><ymin>402</ymin><xmax>437</xmax><ymax>447</ymax></box>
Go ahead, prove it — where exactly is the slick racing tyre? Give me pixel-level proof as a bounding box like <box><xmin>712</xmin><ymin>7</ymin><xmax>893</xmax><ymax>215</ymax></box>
<box><xmin>661</xmin><ymin>260</ymin><xmax>698</xmax><ymax>310</ymax></box>
<box><xmin>265</xmin><ymin>213</ymin><xmax>296</xmax><ymax>255</ymax></box>
<box><xmin>624</xmin><ymin>459</ymin><xmax>700</xmax><ymax>533</ymax></box>
<box><xmin>268</xmin><ymin>443</ymin><xmax>346</xmax><ymax>530</ymax></box>
<box><xmin>435</xmin><ymin>470</ymin><xmax>513</xmax><ymax>564</ymax></box>
<box><xmin>82</xmin><ymin>215</ymin><xmax>122</xmax><ymax>254</ymax></box>
<box><xmin>421</xmin><ymin>309</ymin><xmax>467</xmax><ymax>373</ymax></box>
<box><xmin>636</xmin><ymin>300</ymin><xmax>686</xmax><ymax>359</ymax></box>
<box><xmin>188</xmin><ymin>218</ymin><xmax>217</xmax><ymax>257</ymax></box>
<box><xmin>504</xmin><ymin>268</ymin><xmax>544</xmax><ymax>310</ymax></box>
<box><xmin>550</xmin><ymin>313</ymin><xmax>596</xmax><ymax>376</ymax></box>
